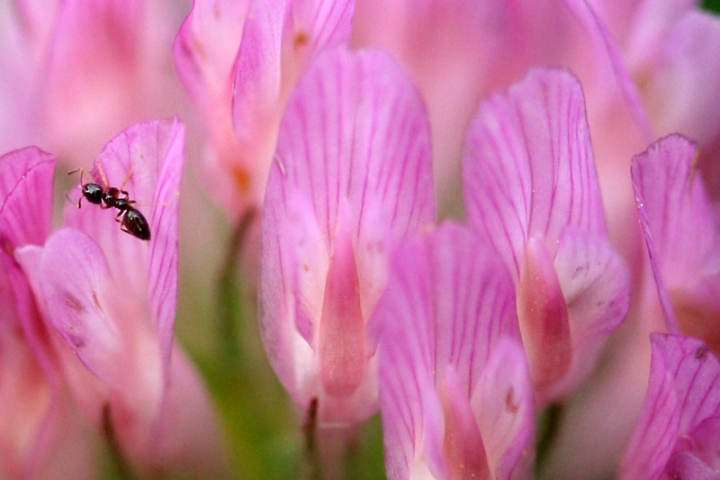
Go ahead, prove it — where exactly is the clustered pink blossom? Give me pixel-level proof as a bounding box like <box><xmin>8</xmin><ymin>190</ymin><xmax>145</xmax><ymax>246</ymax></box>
<box><xmin>1</xmin><ymin>0</ymin><xmax>719</xmax><ymax>478</ymax></box>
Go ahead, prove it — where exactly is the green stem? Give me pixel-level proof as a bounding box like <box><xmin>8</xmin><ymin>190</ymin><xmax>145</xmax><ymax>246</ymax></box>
<box><xmin>535</xmin><ymin>402</ymin><xmax>565</xmax><ymax>476</ymax></box>
<box><xmin>216</xmin><ymin>207</ymin><xmax>257</xmax><ymax>370</ymax></box>
<box><xmin>302</xmin><ymin>398</ymin><xmax>321</xmax><ymax>480</ymax></box>
<box><xmin>101</xmin><ymin>404</ymin><xmax>135</xmax><ymax>480</ymax></box>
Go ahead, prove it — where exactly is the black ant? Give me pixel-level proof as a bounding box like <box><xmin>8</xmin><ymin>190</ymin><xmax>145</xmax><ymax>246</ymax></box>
<box><xmin>69</xmin><ymin>167</ymin><xmax>151</xmax><ymax>241</ymax></box>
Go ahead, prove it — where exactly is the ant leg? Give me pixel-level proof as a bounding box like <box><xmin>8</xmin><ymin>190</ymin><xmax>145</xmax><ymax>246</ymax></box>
<box><xmin>97</xmin><ymin>160</ymin><xmax>109</xmax><ymax>188</ymax></box>
<box><xmin>67</xmin><ymin>168</ymin><xmax>85</xmax><ymax>208</ymax></box>
<box><xmin>65</xmin><ymin>191</ymin><xmax>82</xmax><ymax>209</ymax></box>
<box><xmin>115</xmin><ymin>210</ymin><xmax>123</xmax><ymax>223</ymax></box>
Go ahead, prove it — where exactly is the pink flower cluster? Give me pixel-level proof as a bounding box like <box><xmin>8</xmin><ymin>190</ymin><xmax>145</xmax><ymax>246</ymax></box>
<box><xmin>1</xmin><ymin>0</ymin><xmax>719</xmax><ymax>478</ymax></box>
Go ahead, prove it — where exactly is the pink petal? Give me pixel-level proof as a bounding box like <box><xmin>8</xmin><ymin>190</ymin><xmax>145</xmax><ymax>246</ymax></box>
<box><xmin>173</xmin><ymin>0</ymin><xmax>250</xmax><ymax>104</ymax></box>
<box><xmin>642</xmin><ymin>11</ymin><xmax>720</xmax><ymax>201</ymax></box>
<box><xmin>64</xmin><ymin>118</ymin><xmax>185</xmax><ymax>366</ymax></box>
<box><xmin>0</xmin><ymin>333</ymin><xmax>55</xmax><ymax>477</ymax></box>
<box><xmin>0</xmin><ymin>147</ymin><xmax>55</xmax><ymax>248</ymax></box>
<box><xmin>681</xmin><ymin>416</ymin><xmax>720</xmax><ymax>472</ymax></box>
<box><xmin>318</xmin><ymin>201</ymin><xmax>365</xmax><ymax>398</ymax></box>
<box><xmin>641</xmin><ymin>11</ymin><xmax>720</xmax><ymax>145</ymax></box>
<box><xmin>17</xmin><ymin>229</ymin><xmax>155</xmax><ymax>390</ymax></box>
<box><xmin>37</xmin><ymin>0</ymin><xmax>185</xmax><ymax>164</ymax></box>
<box><xmin>552</xmin><ymin>228</ymin><xmax>631</xmax><ymax>395</ymax></box>
<box><xmin>471</xmin><ymin>338</ymin><xmax>535</xmax><ymax>480</ymax></box>
<box><xmin>0</xmin><ymin>146</ymin><xmax>59</xmax><ymax>393</ymax></box>
<box><xmin>631</xmin><ymin>134</ymin><xmax>720</xmax><ymax>340</ymax></box>
<box><xmin>463</xmin><ymin>68</ymin><xmax>629</xmax><ymax>403</ymax></box>
<box><xmin>666</xmin><ymin>450</ymin><xmax>720</xmax><ymax>480</ymax></box>
<box><xmin>291</xmin><ymin>0</ymin><xmax>355</xmax><ymax>52</ymax></box>
<box><xmin>621</xmin><ymin>333</ymin><xmax>720</xmax><ymax>479</ymax></box>
<box><xmin>463</xmin><ymin>68</ymin><xmax>605</xmax><ymax>281</ymax></box>
<box><xmin>440</xmin><ymin>369</ymin><xmax>489</xmax><ymax>479</ymax></box>
<box><xmin>517</xmin><ymin>237</ymin><xmax>571</xmax><ymax>403</ymax></box>
<box><xmin>0</xmin><ymin>159</ymin><xmax>61</xmax><ymax>479</ymax></box>
<box><xmin>260</xmin><ymin>47</ymin><xmax>434</xmax><ymax>421</ymax></box>
<box><xmin>425</xmin><ymin>225</ymin><xmax>521</xmax><ymax>393</ymax></box>
<box><xmin>15</xmin><ymin>229</ymin><xmax>169</xmax><ymax>463</ymax></box>
<box><xmin>619</xmin><ymin>334</ymin><xmax>679</xmax><ymax>480</ymax></box>
<box><xmin>373</xmin><ymin>223</ymin><xmax>528</xmax><ymax>478</ymax></box>
<box><xmin>146</xmin><ymin>119</ymin><xmax>185</xmax><ymax>367</ymax></box>
<box><xmin>562</xmin><ymin>0</ymin><xmax>653</xmax><ymax>140</ymax></box>
<box><xmin>143</xmin><ymin>349</ymin><xmax>227</xmax><ymax>476</ymax></box>
<box><xmin>231</xmin><ymin>0</ymin><xmax>286</xmax><ymax>144</ymax></box>
<box><xmin>231</xmin><ymin>0</ymin><xmax>354</xmax><ymax>144</ymax></box>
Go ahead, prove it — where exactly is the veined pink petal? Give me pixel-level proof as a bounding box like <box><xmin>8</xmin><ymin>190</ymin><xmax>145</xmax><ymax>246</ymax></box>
<box><xmin>0</xmin><ymin>147</ymin><xmax>55</xmax><ymax>248</ymax></box>
<box><xmin>64</xmin><ymin>118</ymin><xmax>185</xmax><ymax>366</ymax></box>
<box><xmin>231</xmin><ymin>0</ymin><xmax>287</xmax><ymax>144</ymax></box>
<box><xmin>232</xmin><ymin>0</ymin><xmax>354</xmax><ymax>144</ymax></box>
<box><xmin>552</xmin><ymin>228</ymin><xmax>631</xmax><ymax>395</ymax></box>
<box><xmin>17</xmin><ymin>229</ymin><xmax>152</xmax><ymax>392</ymax></box>
<box><xmin>373</xmin><ymin>223</ymin><xmax>532</xmax><ymax>479</ymax></box>
<box><xmin>173</xmin><ymin>0</ymin><xmax>255</xmax><ymax>217</ymax></box>
<box><xmin>16</xmin><ymin>229</ymin><xmax>218</xmax><ymax>475</ymax></box>
<box><xmin>0</xmin><ymin>147</ymin><xmax>64</xmax><ymax>478</ymax></box>
<box><xmin>631</xmin><ymin>134</ymin><xmax>720</xmax><ymax>347</ymax></box>
<box><xmin>620</xmin><ymin>333</ymin><xmax>720</xmax><ymax>479</ymax></box>
<box><xmin>463</xmin><ymin>68</ymin><xmax>605</xmax><ymax>280</ymax></box>
<box><xmin>562</xmin><ymin>0</ymin><xmax>653</xmax><ymax>140</ymax></box>
<box><xmin>173</xmin><ymin>0</ymin><xmax>250</xmax><ymax>105</ymax></box>
<box><xmin>471</xmin><ymin>339</ymin><xmax>535</xmax><ymax>480</ymax></box>
<box><xmin>618</xmin><ymin>335</ymin><xmax>679</xmax><ymax>480</ymax></box>
<box><xmin>15</xmin><ymin>120</ymin><xmax>216</xmax><ymax>474</ymax></box>
<box><xmin>463</xmin><ymin>68</ymin><xmax>629</xmax><ymax>404</ymax></box>
<box><xmin>260</xmin><ymin>47</ymin><xmax>434</xmax><ymax>423</ymax></box>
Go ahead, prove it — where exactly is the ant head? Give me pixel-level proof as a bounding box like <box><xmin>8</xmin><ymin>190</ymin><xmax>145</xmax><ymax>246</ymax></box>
<box><xmin>82</xmin><ymin>183</ymin><xmax>104</xmax><ymax>205</ymax></box>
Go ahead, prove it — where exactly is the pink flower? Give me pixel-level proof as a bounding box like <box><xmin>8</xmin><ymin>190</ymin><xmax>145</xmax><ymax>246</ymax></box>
<box><xmin>259</xmin><ymin>48</ymin><xmax>434</xmax><ymax>424</ymax></box>
<box><xmin>13</xmin><ymin>119</ymin><xmax>224</xmax><ymax>476</ymax></box>
<box><xmin>0</xmin><ymin>0</ymin><xmax>186</xmax><ymax>165</ymax></box>
<box><xmin>632</xmin><ymin>134</ymin><xmax>720</xmax><ymax>352</ymax></box>
<box><xmin>351</xmin><ymin>0</ymin><xmax>651</xmax><ymax>213</ymax></box>
<box><xmin>620</xmin><ymin>333</ymin><xmax>720</xmax><ymax>479</ymax></box>
<box><xmin>371</xmin><ymin>223</ymin><xmax>534</xmax><ymax>480</ymax></box>
<box><xmin>462</xmin><ymin>68</ymin><xmax>631</xmax><ymax>405</ymax></box>
<box><xmin>610</xmin><ymin>1</ymin><xmax>720</xmax><ymax>198</ymax></box>
<box><xmin>0</xmin><ymin>147</ymin><xmax>93</xmax><ymax>478</ymax></box>
<box><xmin>174</xmin><ymin>0</ymin><xmax>354</xmax><ymax>217</ymax></box>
